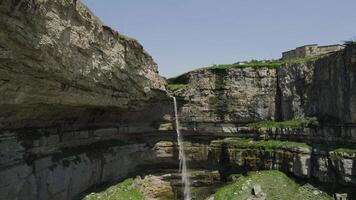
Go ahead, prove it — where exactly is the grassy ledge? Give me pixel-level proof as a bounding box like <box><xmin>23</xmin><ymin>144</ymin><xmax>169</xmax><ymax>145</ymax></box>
<box><xmin>168</xmin><ymin>56</ymin><xmax>322</xmax><ymax>84</ymax></box>
<box><xmin>213</xmin><ymin>170</ymin><xmax>332</xmax><ymax>200</ymax></box>
<box><xmin>212</xmin><ymin>138</ymin><xmax>310</xmax><ymax>150</ymax></box>
<box><xmin>247</xmin><ymin>117</ymin><xmax>319</xmax><ymax>129</ymax></box>
<box><xmin>82</xmin><ymin>178</ymin><xmax>144</xmax><ymax>200</ymax></box>
<box><xmin>167</xmin><ymin>83</ymin><xmax>187</xmax><ymax>91</ymax></box>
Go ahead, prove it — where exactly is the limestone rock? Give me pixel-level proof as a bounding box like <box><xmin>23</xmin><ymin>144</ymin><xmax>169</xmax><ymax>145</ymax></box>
<box><xmin>134</xmin><ymin>175</ymin><xmax>175</xmax><ymax>200</ymax></box>
<box><xmin>171</xmin><ymin>67</ymin><xmax>277</xmax><ymax>127</ymax></box>
<box><xmin>0</xmin><ymin>0</ymin><xmax>171</xmax><ymax>130</ymax></box>
<box><xmin>277</xmin><ymin>45</ymin><xmax>356</xmax><ymax>124</ymax></box>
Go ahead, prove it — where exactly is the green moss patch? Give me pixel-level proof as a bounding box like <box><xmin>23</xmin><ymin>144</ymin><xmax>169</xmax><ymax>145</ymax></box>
<box><xmin>214</xmin><ymin>170</ymin><xmax>332</xmax><ymax>200</ymax></box>
<box><xmin>330</xmin><ymin>148</ymin><xmax>356</xmax><ymax>160</ymax></box>
<box><xmin>82</xmin><ymin>178</ymin><xmax>144</xmax><ymax>200</ymax></box>
<box><xmin>247</xmin><ymin>117</ymin><xmax>319</xmax><ymax>129</ymax></box>
<box><xmin>168</xmin><ymin>56</ymin><xmax>323</xmax><ymax>84</ymax></box>
<box><xmin>212</xmin><ymin>138</ymin><xmax>310</xmax><ymax>150</ymax></box>
<box><xmin>167</xmin><ymin>84</ymin><xmax>187</xmax><ymax>91</ymax></box>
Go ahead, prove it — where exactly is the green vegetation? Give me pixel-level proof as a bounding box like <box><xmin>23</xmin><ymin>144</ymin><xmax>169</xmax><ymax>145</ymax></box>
<box><xmin>334</xmin><ymin>148</ymin><xmax>356</xmax><ymax>155</ymax></box>
<box><xmin>330</xmin><ymin>148</ymin><xmax>356</xmax><ymax>160</ymax></box>
<box><xmin>214</xmin><ymin>170</ymin><xmax>332</xmax><ymax>200</ymax></box>
<box><xmin>247</xmin><ymin>117</ymin><xmax>319</xmax><ymax>129</ymax></box>
<box><xmin>168</xmin><ymin>56</ymin><xmax>322</xmax><ymax>85</ymax></box>
<box><xmin>167</xmin><ymin>83</ymin><xmax>187</xmax><ymax>91</ymax></box>
<box><xmin>204</xmin><ymin>56</ymin><xmax>322</xmax><ymax>70</ymax></box>
<box><xmin>213</xmin><ymin>138</ymin><xmax>310</xmax><ymax>150</ymax></box>
<box><xmin>82</xmin><ymin>178</ymin><xmax>144</xmax><ymax>200</ymax></box>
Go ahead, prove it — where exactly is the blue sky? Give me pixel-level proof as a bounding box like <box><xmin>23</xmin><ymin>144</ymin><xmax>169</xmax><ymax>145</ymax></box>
<box><xmin>82</xmin><ymin>0</ymin><xmax>356</xmax><ymax>77</ymax></box>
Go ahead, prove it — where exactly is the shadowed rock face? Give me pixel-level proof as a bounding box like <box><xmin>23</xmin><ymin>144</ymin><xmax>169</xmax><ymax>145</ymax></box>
<box><xmin>278</xmin><ymin>45</ymin><xmax>356</xmax><ymax>124</ymax></box>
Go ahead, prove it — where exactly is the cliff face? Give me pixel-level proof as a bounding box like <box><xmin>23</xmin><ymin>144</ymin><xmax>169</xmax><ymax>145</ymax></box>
<box><xmin>155</xmin><ymin>138</ymin><xmax>356</xmax><ymax>188</ymax></box>
<box><xmin>1</xmin><ymin>0</ymin><xmax>356</xmax><ymax>199</ymax></box>
<box><xmin>278</xmin><ymin>47</ymin><xmax>356</xmax><ymax>124</ymax></box>
<box><xmin>172</xmin><ymin>45</ymin><xmax>356</xmax><ymax>129</ymax></box>
<box><xmin>0</xmin><ymin>1</ymin><xmax>173</xmax><ymax>199</ymax></box>
<box><xmin>0</xmin><ymin>0</ymin><xmax>169</xmax><ymax>130</ymax></box>
<box><xmin>171</xmin><ymin>67</ymin><xmax>276</xmax><ymax>126</ymax></box>
<box><xmin>169</xmin><ymin>46</ymin><xmax>356</xmax><ymax>194</ymax></box>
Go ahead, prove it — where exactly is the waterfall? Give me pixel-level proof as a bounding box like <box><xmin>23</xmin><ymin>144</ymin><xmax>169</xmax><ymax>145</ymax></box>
<box><xmin>173</xmin><ymin>97</ymin><xmax>191</xmax><ymax>200</ymax></box>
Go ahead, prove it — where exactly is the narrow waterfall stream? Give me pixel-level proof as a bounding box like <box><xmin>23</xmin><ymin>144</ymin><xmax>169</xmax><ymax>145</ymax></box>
<box><xmin>173</xmin><ymin>97</ymin><xmax>192</xmax><ymax>200</ymax></box>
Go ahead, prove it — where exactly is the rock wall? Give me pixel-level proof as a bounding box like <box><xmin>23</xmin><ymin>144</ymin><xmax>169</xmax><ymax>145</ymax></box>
<box><xmin>172</xmin><ymin>44</ymin><xmax>356</xmax><ymax>127</ymax></box>
<box><xmin>278</xmin><ymin>44</ymin><xmax>356</xmax><ymax>124</ymax></box>
<box><xmin>0</xmin><ymin>0</ymin><xmax>174</xmax><ymax>199</ymax></box>
<box><xmin>0</xmin><ymin>0</ymin><xmax>171</xmax><ymax>130</ymax></box>
<box><xmin>168</xmin><ymin>45</ymin><xmax>356</xmax><ymax>197</ymax></box>
<box><xmin>153</xmin><ymin>138</ymin><xmax>356</xmax><ymax>189</ymax></box>
<box><xmin>0</xmin><ymin>129</ymin><xmax>179</xmax><ymax>200</ymax></box>
<box><xmin>171</xmin><ymin>67</ymin><xmax>277</xmax><ymax>125</ymax></box>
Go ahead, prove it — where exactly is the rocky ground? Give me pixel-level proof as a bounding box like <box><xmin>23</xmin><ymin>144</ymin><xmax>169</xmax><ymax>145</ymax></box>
<box><xmin>81</xmin><ymin>169</ymin><xmax>222</xmax><ymax>200</ymax></box>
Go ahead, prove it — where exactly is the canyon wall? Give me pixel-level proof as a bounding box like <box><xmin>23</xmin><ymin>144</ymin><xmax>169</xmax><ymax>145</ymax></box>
<box><xmin>171</xmin><ymin>45</ymin><xmax>356</xmax><ymax>137</ymax></box>
<box><xmin>0</xmin><ymin>0</ymin><xmax>170</xmax><ymax>130</ymax></box>
<box><xmin>278</xmin><ymin>47</ymin><xmax>356</xmax><ymax>124</ymax></box>
<box><xmin>1</xmin><ymin>0</ymin><xmax>356</xmax><ymax>199</ymax></box>
<box><xmin>171</xmin><ymin>67</ymin><xmax>277</xmax><ymax>129</ymax></box>
<box><xmin>154</xmin><ymin>138</ymin><xmax>356</xmax><ymax>188</ymax></box>
<box><xmin>0</xmin><ymin>0</ymin><xmax>173</xmax><ymax>199</ymax></box>
<box><xmin>169</xmin><ymin>45</ymin><xmax>356</xmax><ymax>196</ymax></box>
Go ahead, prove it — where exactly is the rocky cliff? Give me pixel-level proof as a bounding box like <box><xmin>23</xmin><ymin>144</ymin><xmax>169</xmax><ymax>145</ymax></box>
<box><xmin>1</xmin><ymin>0</ymin><xmax>356</xmax><ymax>199</ymax></box>
<box><xmin>278</xmin><ymin>46</ymin><xmax>356</xmax><ymax>124</ymax></box>
<box><xmin>0</xmin><ymin>0</ymin><xmax>170</xmax><ymax>130</ymax></box>
<box><xmin>169</xmin><ymin>45</ymin><xmax>356</xmax><ymax>197</ymax></box>
<box><xmin>169</xmin><ymin>67</ymin><xmax>277</xmax><ymax>132</ymax></box>
<box><xmin>170</xmin><ymin>45</ymin><xmax>356</xmax><ymax>136</ymax></box>
<box><xmin>0</xmin><ymin>1</ymin><xmax>173</xmax><ymax>199</ymax></box>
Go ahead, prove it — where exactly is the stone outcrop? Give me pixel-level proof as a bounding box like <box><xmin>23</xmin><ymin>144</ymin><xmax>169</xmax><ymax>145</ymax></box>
<box><xmin>153</xmin><ymin>138</ymin><xmax>356</xmax><ymax>189</ymax></box>
<box><xmin>278</xmin><ymin>46</ymin><xmax>356</xmax><ymax>124</ymax></box>
<box><xmin>0</xmin><ymin>0</ymin><xmax>170</xmax><ymax>130</ymax></box>
<box><xmin>171</xmin><ymin>67</ymin><xmax>277</xmax><ymax>125</ymax></box>
<box><xmin>171</xmin><ymin>44</ymin><xmax>356</xmax><ymax>126</ymax></box>
<box><xmin>0</xmin><ymin>0</ymin><xmax>173</xmax><ymax>200</ymax></box>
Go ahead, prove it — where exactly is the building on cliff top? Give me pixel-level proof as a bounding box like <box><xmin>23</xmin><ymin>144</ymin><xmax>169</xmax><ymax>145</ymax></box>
<box><xmin>282</xmin><ymin>44</ymin><xmax>344</xmax><ymax>60</ymax></box>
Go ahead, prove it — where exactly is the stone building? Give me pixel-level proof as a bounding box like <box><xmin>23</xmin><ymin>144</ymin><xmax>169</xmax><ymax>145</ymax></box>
<box><xmin>282</xmin><ymin>44</ymin><xmax>344</xmax><ymax>60</ymax></box>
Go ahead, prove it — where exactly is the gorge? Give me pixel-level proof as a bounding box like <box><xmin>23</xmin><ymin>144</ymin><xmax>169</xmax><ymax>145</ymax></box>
<box><xmin>0</xmin><ymin>0</ymin><xmax>355</xmax><ymax>200</ymax></box>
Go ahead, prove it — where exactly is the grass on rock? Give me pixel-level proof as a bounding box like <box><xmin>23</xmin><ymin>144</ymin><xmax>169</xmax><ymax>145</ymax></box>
<box><xmin>212</xmin><ymin>138</ymin><xmax>310</xmax><ymax>150</ymax></box>
<box><xmin>247</xmin><ymin>117</ymin><xmax>319</xmax><ymax>129</ymax></box>
<box><xmin>167</xmin><ymin>83</ymin><xmax>187</xmax><ymax>91</ymax></box>
<box><xmin>82</xmin><ymin>178</ymin><xmax>144</xmax><ymax>200</ymax></box>
<box><xmin>213</xmin><ymin>170</ymin><xmax>332</xmax><ymax>200</ymax></box>
<box><xmin>168</xmin><ymin>56</ymin><xmax>322</xmax><ymax>84</ymax></box>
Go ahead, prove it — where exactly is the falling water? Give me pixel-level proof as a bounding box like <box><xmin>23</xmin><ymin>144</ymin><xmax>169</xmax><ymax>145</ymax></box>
<box><xmin>173</xmin><ymin>97</ymin><xmax>191</xmax><ymax>200</ymax></box>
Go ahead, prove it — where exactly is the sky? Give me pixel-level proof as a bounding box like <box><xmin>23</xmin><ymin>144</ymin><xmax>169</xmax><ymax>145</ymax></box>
<box><xmin>82</xmin><ymin>0</ymin><xmax>356</xmax><ymax>78</ymax></box>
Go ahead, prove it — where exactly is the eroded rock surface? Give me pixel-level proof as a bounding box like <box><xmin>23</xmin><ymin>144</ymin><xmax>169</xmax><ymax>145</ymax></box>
<box><xmin>171</xmin><ymin>67</ymin><xmax>277</xmax><ymax>125</ymax></box>
<box><xmin>0</xmin><ymin>0</ymin><xmax>170</xmax><ymax>130</ymax></box>
<box><xmin>278</xmin><ymin>47</ymin><xmax>356</xmax><ymax>123</ymax></box>
<box><xmin>0</xmin><ymin>0</ymin><xmax>173</xmax><ymax>199</ymax></box>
